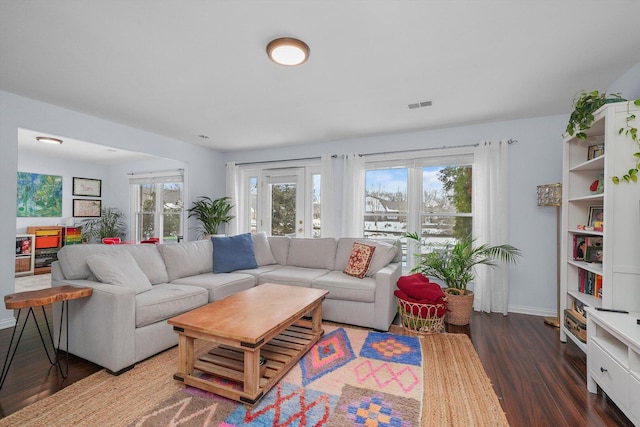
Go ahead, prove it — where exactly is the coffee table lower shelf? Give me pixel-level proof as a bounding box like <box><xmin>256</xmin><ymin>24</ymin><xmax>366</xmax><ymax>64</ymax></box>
<box><xmin>173</xmin><ymin>320</ymin><xmax>323</xmax><ymax>405</ymax></box>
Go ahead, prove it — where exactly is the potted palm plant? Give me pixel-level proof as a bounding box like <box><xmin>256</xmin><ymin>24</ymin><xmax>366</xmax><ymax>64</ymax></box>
<box><xmin>406</xmin><ymin>232</ymin><xmax>522</xmax><ymax>325</ymax></box>
<box><xmin>187</xmin><ymin>196</ymin><xmax>234</xmax><ymax>239</ymax></box>
<box><xmin>81</xmin><ymin>206</ymin><xmax>127</xmax><ymax>243</ymax></box>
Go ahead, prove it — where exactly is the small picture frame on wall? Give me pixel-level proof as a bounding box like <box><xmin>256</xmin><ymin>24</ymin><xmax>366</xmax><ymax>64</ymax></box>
<box><xmin>73</xmin><ymin>177</ymin><xmax>102</xmax><ymax>197</ymax></box>
<box><xmin>73</xmin><ymin>199</ymin><xmax>101</xmax><ymax>217</ymax></box>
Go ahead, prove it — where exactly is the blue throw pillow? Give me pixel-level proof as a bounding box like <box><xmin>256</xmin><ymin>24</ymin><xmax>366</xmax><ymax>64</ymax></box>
<box><xmin>212</xmin><ymin>233</ymin><xmax>258</xmax><ymax>273</ymax></box>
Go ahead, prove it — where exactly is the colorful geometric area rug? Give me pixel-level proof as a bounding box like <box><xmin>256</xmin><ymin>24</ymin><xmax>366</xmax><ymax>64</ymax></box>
<box><xmin>0</xmin><ymin>325</ymin><xmax>509</xmax><ymax>426</ymax></box>
<box><xmin>131</xmin><ymin>327</ymin><xmax>423</xmax><ymax>426</ymax></box>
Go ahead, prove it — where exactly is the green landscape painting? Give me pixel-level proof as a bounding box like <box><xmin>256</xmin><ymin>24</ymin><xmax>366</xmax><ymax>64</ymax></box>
<box><xmin>17</xmin><ymin>172</ymin><xmax>63</xmax><ymax>217</ymax></box>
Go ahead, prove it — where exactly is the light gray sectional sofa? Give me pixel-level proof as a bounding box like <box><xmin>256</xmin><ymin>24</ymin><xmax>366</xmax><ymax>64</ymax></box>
<box><xmin>51</xmin><ymin>234</ymin><xmax>401</xmax><ymax>374</ymax></box>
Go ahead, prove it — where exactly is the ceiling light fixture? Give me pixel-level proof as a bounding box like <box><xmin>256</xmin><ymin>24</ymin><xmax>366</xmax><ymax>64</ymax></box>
<box><xmin>267</xmin><ymin>37</ymin><xmax>310</xmax><ymax>66</ymax></box>
<box><xmin>36</xmin><ymin>136</ymin><xmax>63</xmax><ymax>144</ymax></box>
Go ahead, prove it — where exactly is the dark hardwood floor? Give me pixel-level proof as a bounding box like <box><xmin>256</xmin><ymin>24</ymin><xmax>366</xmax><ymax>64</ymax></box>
<box><xmin>0</xmin><ymin>307</ymin><xmax>633</xmax><ymax>425</ymax></box>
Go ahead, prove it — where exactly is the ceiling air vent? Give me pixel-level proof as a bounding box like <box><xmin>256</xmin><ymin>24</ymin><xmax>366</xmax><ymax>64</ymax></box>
<box><xmin>408</xmin><ymin>100</ymin><xmax>433</xmax><ymax>110</ymax></box>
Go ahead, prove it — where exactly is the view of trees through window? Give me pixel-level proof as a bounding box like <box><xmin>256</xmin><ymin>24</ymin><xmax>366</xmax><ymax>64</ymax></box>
<box><xmin>365</xmin><ymin>164</ymin><xmax>472</xmax><ymax>246</ymax></box>
<box><xmin>135</xmin><ymin>182</ymin><xmax>183</xmax><ymax>242</ymax></box>
<box><xmin>271</xmin><ymin>183</ymin><xmax>296</xmax><ymax>236</ymax></box>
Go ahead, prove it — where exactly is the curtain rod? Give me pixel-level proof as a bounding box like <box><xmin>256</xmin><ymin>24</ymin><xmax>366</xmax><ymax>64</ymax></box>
<box><xmin>234</xmin><ymin>139</ymin><xmax>518</xmax><ymax>165</ymax></box>
<box><xmin>234</xmin><ymin>156</ymin><xmax>321</xmax><ymax>166</ymax></box>
<box><xmin>127</xmin><ymin>168</ymin><xmax>184</xmax><ymax>176</ymax></box>
<box><xmin>334</xmin><ymin>139</ymin><xmax>517</xmax><ymax>158</ymax></box>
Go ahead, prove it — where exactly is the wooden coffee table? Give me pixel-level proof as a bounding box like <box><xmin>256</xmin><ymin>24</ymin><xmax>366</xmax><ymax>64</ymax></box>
<box><xmin>168</xmin><ymin>283</ymin><xmax>328</xmax><ymax>405</ymax></box>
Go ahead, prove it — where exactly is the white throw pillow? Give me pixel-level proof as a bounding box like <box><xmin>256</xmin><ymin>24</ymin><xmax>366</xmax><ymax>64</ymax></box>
<box><xmin>252</xmin><ymin>231</ymin><xmax>277</xmax><ymax>266</ymax></box>
<box><xmin>86</xmin><ymin>251</ymin><xmax>153</xmax><ymax>294</ymax></box>
<box><xmin>365</xmin><ymin>240</ymin><xmax>398</xmax><ymax>277</ymax></box>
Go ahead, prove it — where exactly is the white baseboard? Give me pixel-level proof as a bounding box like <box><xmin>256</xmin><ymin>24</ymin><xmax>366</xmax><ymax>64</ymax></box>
<box><xmin>0</xmin><ymin>316</ymin><xmax>16</xmax><ymax>330</ymax></box>
<box><xmin>508</xmin><ymin>305</ymin><xmax>556</xmax><ymax>318</ymax></box>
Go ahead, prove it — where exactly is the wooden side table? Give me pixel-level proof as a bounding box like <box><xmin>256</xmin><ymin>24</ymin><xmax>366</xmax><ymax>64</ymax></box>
<box><xmin>0</xmin><ymin>285</ymin><xmax>92</xmax><ymax>389</ymax></box>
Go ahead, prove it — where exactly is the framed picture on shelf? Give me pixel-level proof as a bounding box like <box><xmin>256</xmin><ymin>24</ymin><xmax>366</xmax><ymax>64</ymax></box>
<box><xmin>587</xmin><ymin>206</ymin><xmax>604</xmax><ymax>227</ymax></box>
<box><xmin>587</xmin><ymin>144</ymin><xmax>604</xmax><ymax>161</ymax></box>
<box><xmin>73</xmin><ymin>199</ymin><xmax>101</xmax><ymax>217</ymax></box>
<box><xmin>585</xmin><ymin>246</ymin><xmax>603</xmax><ymax>263</ymax></box>
<box><xmin>72</xmin><ymin>177</ymin><xmax>102</xmax><ymax>197</ymax></box>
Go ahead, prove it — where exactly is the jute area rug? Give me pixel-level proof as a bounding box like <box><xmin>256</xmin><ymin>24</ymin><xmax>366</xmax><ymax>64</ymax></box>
<box><xmin>1</xmin><ymin>325</ymin><xmax>508</xmax><ymax>426</ymax></box>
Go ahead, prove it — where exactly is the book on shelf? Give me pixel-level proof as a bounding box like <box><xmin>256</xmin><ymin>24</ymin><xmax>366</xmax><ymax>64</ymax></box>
<box><xmin>578</xmin><ymin>267</ymin><xmax>602</xmax><ymax>298</ymax></box>
<box><xmin>573</xmin><ymin>235</ymin><xmax>586</xmax><ymax>260</ymax></box>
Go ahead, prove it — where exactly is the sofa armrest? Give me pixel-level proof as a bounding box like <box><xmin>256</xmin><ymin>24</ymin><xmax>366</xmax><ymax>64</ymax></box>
<box><xmin>52</xmin><ymin>277</ymin><xmax>137</xmax><ymax>373</ymax></box>
<box><xmin>372</xmin><ymin>262</ymin><xmax>402</xmax><ymax>331</ymax></box>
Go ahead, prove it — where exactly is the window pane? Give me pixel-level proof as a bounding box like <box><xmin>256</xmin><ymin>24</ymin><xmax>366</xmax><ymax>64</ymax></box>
<box><xmin>250</xmin><ymin>177</ymin><xmax>257</xmax><ymax>233</ymax></box>
<box><xmin>271</xmin><ymin>183</ymin><xmax>296</xmax><ymax>236</ymax></box>
<box><xmin>162</xmin><ymin>213</ymin><xmax>181</xmax><ymax>242</ymax></box>
<box><xmin>139</xmin><ymin>184</ymin><xmax>155</xmax><ymax>212</ymax></box>
<box><xmin>313</xmin><ymin>174</ymin><xmax>321</xmax><ymax>238</ymax></box>
<box><xmin>364</xmin><ymin>168</ymin><xmax>407</xmax><ymax>239</ymax></box>
<box><xmin>139</xmin><ymin>213</ymin><xmax>155</xmax><ymax>241</ymax></box>
<box><xmin>422</xmin><ymin>165</ymin><xmax>472</xmax><ymax>214</ymax></box>
<box><xmin>162</xmin><ymin>183</ymin><xmax>182</xmax><ymax>213</ymax></box>
<box><xmin>420</xmin><ymin>215</ymin><xmax>472</xmax><ymax>244</ymax></box>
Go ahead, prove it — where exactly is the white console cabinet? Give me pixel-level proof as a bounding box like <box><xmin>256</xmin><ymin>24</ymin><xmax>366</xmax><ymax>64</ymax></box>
<box><xmin>586</xmin><ymin>307</ymin><xmax>640</xmax><ymax>425</ymax></box>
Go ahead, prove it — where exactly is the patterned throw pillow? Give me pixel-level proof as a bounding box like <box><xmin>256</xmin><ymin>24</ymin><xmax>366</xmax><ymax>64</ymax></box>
<box><xmin>343</xmin><ymin>242</ymin><xmax>376</xmax><ymax>279</ymax></box>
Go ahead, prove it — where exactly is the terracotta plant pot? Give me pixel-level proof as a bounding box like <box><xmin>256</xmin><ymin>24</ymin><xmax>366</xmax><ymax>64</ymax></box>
<box><xmin>444</xmin><ymin>289</ymin><xmax>474</xmax><ymax>326</ymax></box>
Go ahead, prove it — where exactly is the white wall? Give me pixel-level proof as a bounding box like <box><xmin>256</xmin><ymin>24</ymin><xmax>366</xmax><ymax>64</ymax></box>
<box><xmin>0</xmin><ymin>90</ymin><xmax>224</xmax><ymax>328</ymax></box>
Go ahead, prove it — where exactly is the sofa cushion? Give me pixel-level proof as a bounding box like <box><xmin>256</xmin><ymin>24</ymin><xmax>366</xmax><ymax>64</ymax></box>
<box><xmin>171</xmin><ymin>272</ymin><xmax>255</xmax><ymax>301</ymax></box>
<box><xmin>335</xmin><ymin>238</ymin><xmax>398</xmax><ymax>276</ymax></box>
<box><xmin>123</xmin><ymin>244</ymin><xmax>169</xmax><ymax>284</ymax></box>
<box><xmin>252</xmin><ymin>231</ymin><xmax>277</xmax><ymax>266</ymax></box>
<box><xmin>365</xmin><ymin>240</ymin><xmax>398</xmax><ymax>277</ymax></box>
<box><xmin>135</xmin><ymin>284</ymin><xmax>208</xmax><ymax>328</ymax></box>
<box><xmin>57</xmin><ymin>244</ymin><xmax>124</xmax><ymax>280</ymax></box>
<box><xmin>286</xmin><ymin>238</ymin><xmax>337</xmax><ymax>269</ymax></box>
<box><xmin>158</xmin><ymin>240</ymin><xmax>213</xmax><ymax>282</ymax></box>
<box><xmin>343</xmin><ymin>242</ymin><xmax>376</xmax><ymax>279</ymax></box>
<box><xmin>267</xmin><ymin>236</ymin><xmax>291</xmax><ymax>265</ymax></box>
<box><xmin>312</xmin><ymin>271</ymin><xmax>376</xmax><ymax>303</ymax></box>
<box><xmin>258</xmin><ymin>266</ymin><xmax>329</xmax><ymax>288</ymax></box>
<box><xmin>212</xmin><ymin>233</ymin><xmax>258</xmax><ymax>273</ymax></box>
<box><xmin>86</xmin><ymin>251</ymin><xmax>153</xmax><ymax>294</ymax></box>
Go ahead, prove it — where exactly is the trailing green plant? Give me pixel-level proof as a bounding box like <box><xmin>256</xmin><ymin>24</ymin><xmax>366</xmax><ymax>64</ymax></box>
<box><xmin>187</xmin><ymin>196</ymin><xmax>234</xmax><ymax>237</ymax></box>
<box><xmin>566</xmin><ymin>90</ymin><xmax>624</xmax><ymax>140</ymax></box>
<box><xmin>80</xmin><ymin>206</ymin><xmax>127</xmax><ymax>242</ymax></box>
<box><xmin>612</xmin><ymin>99</ymin><xmax>640</xmax><ymax>184</ymax></box>
<box><xmin>406</xmin><ymin>232</ymin><xmax>522</xmax><ymax>295</ymax></box>
<box><xmin>566</xmin><ymin>91</ymin><xmax>640</xmax><ymax>185</ymax></box>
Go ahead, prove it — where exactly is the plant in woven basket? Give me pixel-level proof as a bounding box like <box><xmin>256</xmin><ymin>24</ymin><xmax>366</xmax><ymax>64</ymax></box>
<box><xmin>406</xmin><ymin>232</ymin><xmax>522</xmax><ymax>325</ymax></box>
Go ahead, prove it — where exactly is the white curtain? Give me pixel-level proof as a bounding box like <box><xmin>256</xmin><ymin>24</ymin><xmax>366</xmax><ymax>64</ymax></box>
<box><xmin>225</xmin><ymin>162</ymin><xmax>240</xmax><ymax>236</ymax></box>
<box><xmin>473</xmin><ymin>140</ymin><xmax>510</xmax><ymax>314</ymax></box>
<box><xmin>341</xmin><ymin>154</ymin><xmax>365</xmax><ymax>237</ymax></box>
<box><xmin>320</xmin><ymin>154</ymin><xmax>336</xmax><ymax>237</ymax></box>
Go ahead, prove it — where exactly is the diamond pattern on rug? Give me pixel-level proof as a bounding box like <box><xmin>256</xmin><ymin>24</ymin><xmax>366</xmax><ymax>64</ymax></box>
<box><xmin>353</xmin><ymin>359</ymin><xmax>420</xmax><ymax>394</ymax></box>
<box><xmin>360</xmin><ymin>331</ymin><xmax>422</xmax><ymax>366</ymax></box>
<box><xmin>329</xmin><ymin>384</ymin><xmax>420</xmax><ymax>427</ymax></box>
<box><xmin>300</xmin><ymin>327</ymin><xmax>355</xmax><ymax>386</ymax></box>
<box><xmin>223</xmin><ymin>381</ymin><xmax>340</xmax><ymax>426</ymax></box>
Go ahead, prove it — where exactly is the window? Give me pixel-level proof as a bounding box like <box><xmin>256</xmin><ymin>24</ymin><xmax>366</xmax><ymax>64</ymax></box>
<box><xmin>237</xmin><ymin>164</ymin><xmax>321</xmax><ymax>237</ymax></box>
<box><xmin>130</xmin><ymin>171</ymin><xmax>184</xmax><ymax>243</ymax></box>
<box><xmin>364</xmin><ymin>153</ymin><xmax>473</xmax><ymax>268</ymax></box>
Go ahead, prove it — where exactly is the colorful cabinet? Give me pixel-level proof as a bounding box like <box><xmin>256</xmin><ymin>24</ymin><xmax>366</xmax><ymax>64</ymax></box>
<box><xmin>15</xmin><ymin>234</ymin><xmax>35</xmax><ymax>276</ymax></box>
<box><xmin>63</xmin><ymin>226</ymin><xmax>82</xmax><ymax>245</ymax></box>
<box><xmin>26</xmin><ymin>226</ymin><xmax>63</xmax><ymax>274</ymax></box>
